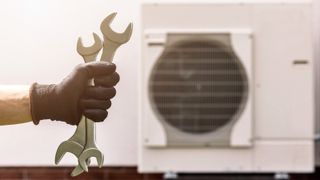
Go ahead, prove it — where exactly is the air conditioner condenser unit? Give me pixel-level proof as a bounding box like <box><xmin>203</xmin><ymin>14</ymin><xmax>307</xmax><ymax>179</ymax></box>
<box><xmin>139</xmin><ymin>0</ymin><xmax>314</xmax><ymax>173</ymax></box>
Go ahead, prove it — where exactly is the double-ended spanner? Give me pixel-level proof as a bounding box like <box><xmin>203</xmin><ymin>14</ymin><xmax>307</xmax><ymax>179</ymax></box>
<box><xmin>55</xmin><ymin>32</ymin><xmax>103</xmax><ymax>177</ymax></box>
<box><xmin>54</xmin><ymin>13</ymin><xmax>133</xmax><ymax>176</ymax></box>
<box><xmin>78</xmin><ymin>12</ymin><xmax>133</xmax><ymax>172</ymax></box>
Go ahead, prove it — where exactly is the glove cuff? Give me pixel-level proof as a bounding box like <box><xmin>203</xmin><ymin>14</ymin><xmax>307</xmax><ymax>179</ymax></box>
<box><xmin>29</xmin><ymin>83</ymin><xmax>56</xmax><ymax>125</ymax></box>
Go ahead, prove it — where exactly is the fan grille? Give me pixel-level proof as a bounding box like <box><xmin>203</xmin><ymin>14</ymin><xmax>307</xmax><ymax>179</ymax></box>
<box><xmin>149</xmin><ymin>40</ymin><xmax>248</xmax><ymax>134</ymax></box>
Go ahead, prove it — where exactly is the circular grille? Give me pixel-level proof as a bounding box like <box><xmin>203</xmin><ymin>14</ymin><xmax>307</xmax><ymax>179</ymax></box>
<box><xmin>149</xmin><ymin>39</ymin><xmax>248</xmax><ymax>134</ymax></box>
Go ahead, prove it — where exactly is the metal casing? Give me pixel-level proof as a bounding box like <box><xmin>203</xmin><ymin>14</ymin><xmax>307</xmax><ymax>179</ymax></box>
<box><xmin>139</xmin><ymin>0</ymin><xmax>314</xmax><ymax>173</ymax></box>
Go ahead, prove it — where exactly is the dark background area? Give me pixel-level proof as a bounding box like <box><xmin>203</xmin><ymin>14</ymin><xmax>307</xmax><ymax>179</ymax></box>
<box><xmin>0</xmin><ymin>167</ymin><xmax>320</xmax><ymax>180</ymax></box>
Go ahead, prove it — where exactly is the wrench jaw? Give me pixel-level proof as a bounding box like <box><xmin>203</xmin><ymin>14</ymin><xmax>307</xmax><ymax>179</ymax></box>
<box><xmin>100</xmin><ymin>13</ymin><xmax>133</xmax><ymax>62</ymax></box>
<box><xmin>70</xmin><ymin>159</ymin><xmax>91</xmax><ymax>177</ymax></box>
<box><xmin>100</xmin><ymin>13</ymin><xmax>133</xmax><ymax>44</ymax></box>
<box><xmin>77</xmin><ymin>33</ymin><xmax>103</xmax><ymax>56</ymax></box>
<box><xmin>55</xmin><ymin>117</ymin><xmax>87</xmax><ymax>165</ymax></box>
<box><xmin>71</xmin><ymin>166</ymin><xmax>84</xmax><ymax>177</ymax></box>
<box><xmin>55</xmin><ymin>141</ymin><xmax>90</xmax><ymax>177</ymax></box>
<box><xmin>123</xmin><ymin>23</ymin><xmax>133</xmax><ymax>43</ymax></box>
<box><xmin>102</xmin><ymin>23</ymin><xmax>133</xmax><ymax>44</ymax></box>
<box><xmin>78</xmin><ymin>149</ymin><xmax>104</xmax><ymax>172</ymax></box>
<box><xmin>54</xmin><ymin>141</ymin><xmax>84</xmax><ymax>165</ymax></box>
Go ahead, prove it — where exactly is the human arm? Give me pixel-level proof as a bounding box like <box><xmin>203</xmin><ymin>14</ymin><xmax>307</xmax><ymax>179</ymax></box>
<box><xmin>0</xmin><ymin>62</ymin><xmax>119</xmax><ymax>126</ymax></box>
<box><xmin>0</xmin><ymin>85</ymin><xmax>32</xmax><ymax>125</ymax></box>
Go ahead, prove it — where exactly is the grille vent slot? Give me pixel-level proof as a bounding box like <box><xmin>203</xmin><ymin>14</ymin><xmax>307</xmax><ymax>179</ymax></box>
<box><xmin>149</xmin><ymin>39</ymin><xmax>249</xmax><ymax>134</ymax></box>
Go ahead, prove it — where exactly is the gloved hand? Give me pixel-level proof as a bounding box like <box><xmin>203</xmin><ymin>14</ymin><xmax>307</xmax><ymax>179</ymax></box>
<box><xmin>29</xmin><ymin>62</ymin><xmax>120</xmax><ymax>125</ymax></box>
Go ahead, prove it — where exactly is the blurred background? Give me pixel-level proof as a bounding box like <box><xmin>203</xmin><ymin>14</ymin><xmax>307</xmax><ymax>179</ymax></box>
<box><xmin>0</xmin><ymin>0</ymin><xmax>319</xmax><ymax>179</ymax></box>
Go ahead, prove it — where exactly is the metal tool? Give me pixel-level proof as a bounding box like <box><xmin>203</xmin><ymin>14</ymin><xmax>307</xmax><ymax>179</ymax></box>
<box><xmin>54</xmin><ymin>13</ymin><xmax>132</xmax><ymax>176</ymax></box>
<box><xmin>100</xmin><ymin>12</ymin><xmax>133</xmax><ymax>62</ymax></box>
<box><xmin>54</xmin><ymin>116</ymin><xmax>90</xmax><ymax>177</ymax></box>
<box><xmin>78</xmin><ymin>12</ymin><xmax>133</xmax><ymax>171</ymax></box>
<box><xmin>54</xmin><ymin>33</ymin><xmax>102</xmax><ymax>176</ymax></box>
<box><xmin>76</xmin><ymin>32</ymin><xmax>104</xmax><ymax>173</ymax></box>
<box><xmin>54</xmin><ymin>116</ymin><xmax>86</xmax><ymax>163</ymax></box>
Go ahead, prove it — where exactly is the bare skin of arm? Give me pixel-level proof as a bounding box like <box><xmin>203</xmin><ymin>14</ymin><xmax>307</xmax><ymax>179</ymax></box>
<box><xmin>0</xmin><ymin>85</ymin><xmax>32</xmax><ymax>125</ymax></box>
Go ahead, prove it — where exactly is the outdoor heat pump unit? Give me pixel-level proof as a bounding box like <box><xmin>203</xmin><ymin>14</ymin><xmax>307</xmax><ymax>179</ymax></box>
<box><xmin>139</xmin><ymin>0</ymin><xmax>315</xmax><ymax>173</ymax></box>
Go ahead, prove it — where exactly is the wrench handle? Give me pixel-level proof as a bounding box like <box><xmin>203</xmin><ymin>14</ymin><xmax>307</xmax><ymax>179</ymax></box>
<box><xmin>81</xmin><ymin>54</ymin><xmax>98</xmax><ymax>149</ymax></box>
<box><xmin>100</xmin><ymin>40</ymin><xmax>120</xmax><ymax>63</ymax></box>
<box><xmin>82</xmin><ymin>55</ymin><xmax>96</xmax><ymax>86</ymax></box>
<box><xmin>84</xmin><ymin>118</ymin><xmax>97</xmax><ymax>147</ymax></box>
<box><xmin>69</xmin><ymin>117</ymin><xmax>87</xmax><ymax>144</ymax></box>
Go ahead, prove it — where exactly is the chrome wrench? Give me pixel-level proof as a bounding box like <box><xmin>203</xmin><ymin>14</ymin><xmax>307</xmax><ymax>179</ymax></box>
<box><xmin>76</xmin><ymin>33</ymin><xmax>104</xmax><ymax>173</ymax></box>
<box><xmin>55</xmin><ymin>116</ymin><xmax>90</xmax><ymax>177</ymax></box>
<box><xmin>78</xmin><ymin>12</ymin><xmax>133</xmax><ymax>171</ymax></box>
<box><xmin>54</xmin><ymin>33</ymin><xmax>102</xmax><ymax>177</ymax></box>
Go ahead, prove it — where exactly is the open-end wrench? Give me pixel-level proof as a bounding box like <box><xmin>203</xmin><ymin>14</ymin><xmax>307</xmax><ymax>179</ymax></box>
<box><xmin>54</xmin><ymin>116</ymin><xmax>86</xmax><ymax>164</ymax></box>
<box><xmin>77</xmin><ymin>33</ymin><xmax>104</xmax><ymax>172</ymax></box>
<box><xmin>100</xmin><ymin>12</ymin><xmax>133</xmax><ymax>61</ymax></box>
<box><xmin>78</xmin><ymin>12</ymin><xmax>133</xmax><ymax>171</ymax></box>
<box><xmin>55</xmin><ymin>117</ymin><xmax>92</xmax><ymax>177</ymax></box>
<box><xmin>55</xmin><ymin>116</ymin><xmax>90</xmax><ymax>177</ymax></box>
<box><xmin>54</xmin><ymin>33</ymin><xmax>102</xmax><ymax>177</ymax></box>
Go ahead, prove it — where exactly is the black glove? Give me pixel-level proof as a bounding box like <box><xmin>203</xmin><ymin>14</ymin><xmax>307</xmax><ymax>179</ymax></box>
<box><xmin>29</xmin><ymin>62</ymin><xmax>120</xmax><ymax>125</ymax></box>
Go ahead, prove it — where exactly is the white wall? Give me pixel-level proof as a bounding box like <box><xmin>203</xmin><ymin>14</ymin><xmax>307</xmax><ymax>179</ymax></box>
<box><xmin>315</xmin><ymin>0</ymin><xmax>320</xmax><ymax>131</ymax></box>
<box><xmin>314</xmin><ymin>0</ymin><xmax>320</xmax><ymax>166</ymax></box>
<box><xmin>0</xmin><ymin>0</ymin><xmax>139</xmax><ymax>166</ymax></box>
<box><xmin>0</xmin><ymin>0</ymin><xmax>318</xmax><ymax>167</ymax></box>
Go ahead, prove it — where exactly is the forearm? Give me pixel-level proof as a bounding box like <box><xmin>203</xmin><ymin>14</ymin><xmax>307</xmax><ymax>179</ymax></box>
<box><xmin>0</xmin><ymin>63</ymin><xmax>117</xmax><ymax>126</ymax></box>
<box><xmin>0</xmin><ymin>85</ymin><xmax>32</xmax><ymax>125</ymax></box>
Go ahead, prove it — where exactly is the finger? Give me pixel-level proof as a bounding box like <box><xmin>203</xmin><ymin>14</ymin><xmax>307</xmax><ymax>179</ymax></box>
<box><xmin>67</xmin><ymin>115</ymin><xmax>82</xmax><ymax>126</ymax></box>
<box><xmin>78</xmin><ymin>62</ymin><xmax>116</xmax><ymax>79</ymax></box>
<box><xmin>85</xmin><ymin>87</ymin><xmax>116</xmax><ymax>99</ymax></box>
<box><xmin>83</xmin><ymin>109</ymin><xmax>108</xmax><ymax>122</ymax></box>
<box><xmin>80</xmin><ymin>99</ymin><xmax>112</xmax><ymax>110</ymax></box>
<box><xmin>94</xmin><ymin>72</ymin><xmax>120</xmax><ymax>87</ymax></box>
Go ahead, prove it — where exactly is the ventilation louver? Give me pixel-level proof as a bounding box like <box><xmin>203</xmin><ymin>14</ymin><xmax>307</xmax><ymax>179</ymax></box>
<box><xmin>149</xmin><ymin>36</ymin><xmax>249</xmax><ymax>135</ymax></box>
